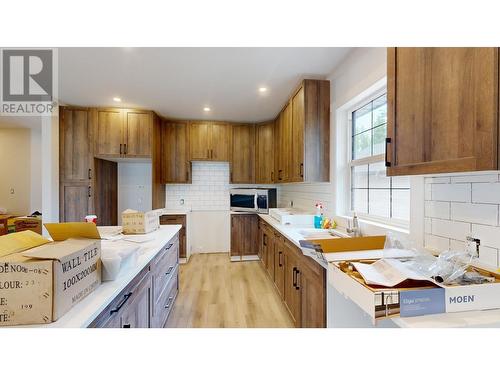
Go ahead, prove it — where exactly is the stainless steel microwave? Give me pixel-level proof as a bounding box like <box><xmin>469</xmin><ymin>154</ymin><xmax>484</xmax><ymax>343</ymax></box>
<box><xmin>230</xmin><ymin>188</ymin><xmax>277</xmax><ymax>214</ymax></box>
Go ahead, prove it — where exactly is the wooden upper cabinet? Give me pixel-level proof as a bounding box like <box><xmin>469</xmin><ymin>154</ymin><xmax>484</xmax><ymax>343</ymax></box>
<box><xmin>94</xmin><ymin>108</ymin><xmax>153</xmax><ymax>158</ymax></box>
<box><xmin>231</xmin><ymin>124</ymin><xmax>255</xmax><ymax>183</ymax></box>
<box><xmin>276</xmin><ymin>103</ymin><xmax>292</xmax><ymax>182</ymax></box>
<box><xmin>124</xmin><ymin>110</ymin><xmax>153</xmax><ymax>157</ymax></box>
<box><xmin>387</xmin><ymin>47</ymin><xmax>499</xmax><ymax>176</ymax></box>
<box><xmin>189</xmin><ymin>122</ymin><xmax>211</xmax><ymax>160</ymax></box>
<box><xmin>210</xmin><ymin>122</ymin><xmax>231</xmax><ymax>161</ymax></box>
<box><xmin>256</xmin><ymin>121</ymin><xmax>275</xmax><ymax>183</ymax></box>
<box><xmin>161</xmin><ymin>120</ymin><xmax>190</xmax><ymax>183</ymax></box>
<box><xmin>291</xmin><ymin>86</ymin><xmax>305</xmax><ymax>181</ymax></box>
<box><xmin>94</xmin><ymin>108</ymin><xmax>123</xmax><ymax>157</ymax></box>
<box><xmin>60</xmin><ymin>107</ymin><xmax>91</xmax><ymax>182</ymax></box>
<box><xmin>189</xmin><ymin>121</ymin><xmax>231</xmax><ymax>161</ymax></box>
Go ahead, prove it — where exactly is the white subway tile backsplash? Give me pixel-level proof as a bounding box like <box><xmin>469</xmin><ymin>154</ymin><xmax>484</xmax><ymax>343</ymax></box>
<box><xmin>431</xmin><ymin>183</ymin><xmax>470</xmax><ymax>202</ymax></box>
<box><xmin>424</xmin><ymin>183</ymin><xmax>432</xmax><ymax>200</ymax></box>
<box><xmin>471</xmin><ymin>224</ymin><xmax>500</xmax><ymax>249</ymax></box>
<box><xmin>426</xmin><ymin>177</ymin><xmax>451</xmax><ymax>184</ymax></box>
<box><xmin>472</xmin><ymin>183</ymin><xmax>500</xmax><ymax>204</ymax></box>
<box><xmin>479</xmin><ymin>246</ymin><xmax>499</xmax><ymax>267</ymax></box>
<box><xmin>431</xmin><ymin>218</ymin><xmax>470</xmax><ymax>241</ymax></box>
<box><xmin>424</xmin><ymin>234</ymin><xmax>450</xmax><ymax>252</ymax></box>
<box><xmin>424</xmin><ymin>218</ymin><xmax>432</xmax><ymax>234</ymax></box>
<box><xmin>451</xmin><ymin>174</ymin><xmax>499</xmax><ymax>183</ymax></box>
<box><xmin>425</xmin><ymin>201</ymin><xmax>450</xmax><ymax>219</ymax></box>
<box><xmin>450</xmin><ymin>202</ymin><xmax>498</xmax><ymax>226</ymax></box>
<box><xmin>449</xmin><ymin>239</ymin><xmax>466</xmax><ymax>252</ymax></box>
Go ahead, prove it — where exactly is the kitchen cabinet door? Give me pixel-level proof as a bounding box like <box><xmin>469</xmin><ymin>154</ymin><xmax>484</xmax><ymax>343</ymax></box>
<box><xmin>256</xmin><ymin>121</ymin><xmax>275</xmax><ymax>183</ymax></box>
<box><xmin>242</xmin><ymin>214</ymin><xmax>259</xmax><ymax>256</ymax></box>
<box><xmin>59</xmin><ymin>182</ymin><xmax>91</xmax><ymax>222</ymax></box>
<box><xmin>124</xmin><ymin>110</ymin><xmax>152</xmax><ymax>157</ymax></box>
<box><xmin>120</xmin><ymin>274</ymin><xmax>151</xmax><ymax>328</ymax></box>
<box><xmin>230</xmin><ymin>215</ymin><xmax>243</xmax><ymax>258</ymax></box>
<box><xmin>94</xmin><ymin>108</ymin><xmax>123</xmax><ymax>157</ymax></box>
<box><xmin>277</xmin><ymin>102</ymin><xmax>292</xmax><ymax>182</ymax></box>
<box><xmin>60</xmin><ymin>107</ymin><xmax>92</xmax><ymax>182</ymax></box>
<box><xmin>298</xmin><ymin>262</ymin><xmax>326</xmax><ymax>328</ymax></box>
<box><xmin>273</xmin><ymin>238</ymin><xmax>285</xmax><ymax>298</ymax></box>
<box><xmin>283</xmin><ymin>242</ymin><xmax>301</xmax><ymax>327</ymax></box>
<box><xmin>231</xmin><ymin>124</ymin><xmax>255</xmax><ymax>183</ymax></box>
<box><xmin>210</xmin><ymin>122</ymin><xmax>231</xmax><ymax>161</ymax></box>
<box><xmin>387</xmin><ymin>47</ymin><xmax>499</xmax><ymax>176</ymax></box>
<box><xmin>291</xmin><ymin>86</ymin><xmax>305</xmax><ymax>182</ymax></box>
<box><xmin>161</xmin><ymin>120</ymin><xmax>191</xmax><ymax>183</ymax></box>
<box><xmin>189</xmin><ymin>122</ymin><xmax>211</xmax><ymax>160</ymax></box>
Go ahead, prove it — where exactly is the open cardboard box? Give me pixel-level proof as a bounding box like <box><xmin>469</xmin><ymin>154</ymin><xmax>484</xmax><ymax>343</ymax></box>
<box><xmin>331</xmin><ymin>258</ymin><xmax>500</xmax><ymax>323</ymax></box>
<box><xmin>0</xmin><ymin>223</ymin><xmax>102</xmax><ymax>326</ymax></box>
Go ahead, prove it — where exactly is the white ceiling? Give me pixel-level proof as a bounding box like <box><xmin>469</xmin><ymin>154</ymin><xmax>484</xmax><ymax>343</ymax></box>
<box><xmin>58</xmin><ymin>47</ymin><xmax>352</xmax><ymax>122</ymax></box>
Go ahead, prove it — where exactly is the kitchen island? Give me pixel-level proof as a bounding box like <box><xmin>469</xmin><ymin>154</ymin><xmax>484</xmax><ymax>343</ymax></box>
<box><xmin>26</xmin><ymin>225</ymin><xmax>181</xmax><ymax>328</ymax></box>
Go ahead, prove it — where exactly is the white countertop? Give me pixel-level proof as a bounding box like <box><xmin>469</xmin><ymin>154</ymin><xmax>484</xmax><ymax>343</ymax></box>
<box><xmin>390</xmin><ymin>309</ymin><xmax>500</xmax><ymax>328</ymax></box>
<box><xmin>24</xmin><ymin>225</ymin><xmax>181</xmax><ymax>328</ymax></box>
<box><xmin>161</xmin><ymin>209</ymin><xmax>191</xmax><ymax>215</ymax></box>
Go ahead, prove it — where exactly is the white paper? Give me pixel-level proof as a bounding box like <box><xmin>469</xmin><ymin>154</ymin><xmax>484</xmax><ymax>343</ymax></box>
<box><xmin>352</xmin><ymin>258</ymin><xmax>429</xmax><ymax>287</ymax></box>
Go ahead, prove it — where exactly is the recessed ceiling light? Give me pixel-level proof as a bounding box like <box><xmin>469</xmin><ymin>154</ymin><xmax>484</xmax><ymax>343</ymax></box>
<box><xmin>113</xmin><ymin>97</ymin><xmax>122</xmax><ymax>102</ymax></box>
<box><xmin>258</xmin><ymin>87</ymin><xmax>268</xmax><ymax>93</ymax></box>
<box><xmin>203</xmin><ymin>107</ymin><xmax>211</xmax><ymax>112</ymax></box>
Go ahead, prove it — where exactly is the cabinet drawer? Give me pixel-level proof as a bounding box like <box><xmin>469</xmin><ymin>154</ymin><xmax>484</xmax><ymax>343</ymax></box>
<box><xmin>88</xmin><ymin>265</ymin><xmax>150</xmax><ymax>328</ymax></box>
<box><xmin>160</xmin><ymin>215</ymin><xmax>186</xmax><ymax>225</ymax></box>
<box><xmin>152</xmin><ymin>266</ymin><xmax>179</xmax><ymax>327</ymax></box>
<box><xmin>152</xmin><ymin>240</ymin><xmax>179</xmax><ymax>304</ymax></box>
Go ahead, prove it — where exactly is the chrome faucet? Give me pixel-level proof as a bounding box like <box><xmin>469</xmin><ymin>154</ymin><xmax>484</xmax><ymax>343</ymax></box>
<box><xmin>346</xmin><ymin>213</ymin><xmax>361</xmax><ymax>237</ymax></box>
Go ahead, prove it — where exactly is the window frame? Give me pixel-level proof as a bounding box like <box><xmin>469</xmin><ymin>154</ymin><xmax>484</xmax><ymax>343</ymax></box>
<box><xmin>346</xmin><ymin>89</ymin><xmax>410</xmax><ymax>229</ymax></box>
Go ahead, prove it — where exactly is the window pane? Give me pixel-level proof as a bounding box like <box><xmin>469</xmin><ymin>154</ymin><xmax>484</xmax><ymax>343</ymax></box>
<box><xmin>392</xmin><ymin>190</ymin><xmax>410</xmax><ymax>221</ymax></box>
<box><xmin>369</xmin><ymin>189</ymin><xmax>390</xmax><ymax>218</ymax></box>
<box><xmin>353</xmin><ymin>102</ymin><xmax>372</xmax><ymax>135</ymax></box>
<box><xmin>372</xmin><ymin>94</ymin><xmax>387</xmax><ymax>127</ymax></box>
<box><xmin>352</xmin><ymin>189</ymin><xmax>368</xmax><ymax>214</ymax></box>
<box><xmin>369</xmin><ymin>161</ymin><xmax>390</xmax><ymax>189</ymax></box>
<box><xmin>392</xmin><ymin>175</ymin><xmax>410</xmax><ymax>189</ymax></box>
<box><xmin>353</xmin><ymin>131</ymin><xmax>371</xmax><ymax>159</ymax></box>
<box><xmin>352</xmin><ymin>165</ymin><xmax>368</xmax><ymax>189</ymax></box>
<box><xmin>372</xmin><ymin>124</ymin><xmax>387</xmax><ymax>155</ymax></box>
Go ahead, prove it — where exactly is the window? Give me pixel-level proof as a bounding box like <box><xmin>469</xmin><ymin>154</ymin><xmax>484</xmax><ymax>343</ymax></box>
<box><xmin>349</xmin><ymin>93</ymin><xmax>410</xmax><ymax>224</ymax></box>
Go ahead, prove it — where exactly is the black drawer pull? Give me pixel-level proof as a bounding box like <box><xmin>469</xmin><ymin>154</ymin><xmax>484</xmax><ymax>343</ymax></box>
<box><xmin>165</xmin><ymin>296</ymin><xmax>174</xmax><ymax>309</ymax></box>
<box><xmin>110</xmin><ymin>292</ymin><xmax>132</xmax><ymax>315</ymax></box>
<box><xmin>123</xmin><ymin>323</ymin><xmax>131</xmax><ymax>328</ymax></box>
<box><xmin>292</xmin><ymin>267</ymin><xmax>297</xmax><ymax>287</ymax></box>
<box><xmin>295</xmin><ymin>269</ymin><xmax>301</xmax><ymax>290</ymax></box>
<box><xmin>165</xmin><ymin>243</ymin><xmax>174</xmax><ymax>251</ymax></box>
<box><xmin>278</xmin><ymin>251</ymin><xmax>283</xmax><ymax>267</ymax></box>
<box><xmin>385</xmin><ymin>137</ymin><xmax>392</xmax><ymax>167</ymax></box>
<box><xmin>165</xmin><ymin>266</ymin><xmax>174</xmax><ymax>276</ymax></box>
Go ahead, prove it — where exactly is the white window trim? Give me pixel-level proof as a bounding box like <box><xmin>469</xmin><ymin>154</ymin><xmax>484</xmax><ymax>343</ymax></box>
<box><xmin>341</xmin><ymin>81</ymin><xmax>410</xmax><ymax>230</ymax></box>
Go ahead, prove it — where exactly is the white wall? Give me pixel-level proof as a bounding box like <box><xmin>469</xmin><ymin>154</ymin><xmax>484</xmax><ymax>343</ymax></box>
<box><xmin>41</xmin><ymin>115</ymin><xmax>59</xmax><ymax>224</ymax></box>
<box><xmin>0</xmin><ymin>128</ymin><xmax>32</xmax><ymax>214</ymax></box>
<box><xmin>30</xmin><ymin>126</ymin><xmax>42</xmax><ymax>213</ymax></box>
<box><xmin>117</xmin><ymin>162</ymin><xmax>152</xmax><ymax>225</ymax></box>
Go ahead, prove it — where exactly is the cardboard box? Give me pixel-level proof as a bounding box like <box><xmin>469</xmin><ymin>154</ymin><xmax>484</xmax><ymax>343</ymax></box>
<box><xmin>14</xmin><ymin>216</ymin><xmax>42</xmax><ymax>235</ymax></box>
<box><xmin>0</xmin><ymin>215</ymin><xmax>17</xmax><ymax>236</ymax></box>
<box><xmin>0</xmin><ymin>231</ymin><xmax>101</xmax><ymax>326</ymax></box>
<box><xmin>122</xmin><ymin>209</ymin><xmax>160</xmax><ymax>234</ymax></box>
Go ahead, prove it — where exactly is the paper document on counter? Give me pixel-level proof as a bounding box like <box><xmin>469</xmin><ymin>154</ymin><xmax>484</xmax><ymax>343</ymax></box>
<box><xmin>352</xmin><ymin>258</ymin><xmax>429</xmax><ymax>287</ymax></box>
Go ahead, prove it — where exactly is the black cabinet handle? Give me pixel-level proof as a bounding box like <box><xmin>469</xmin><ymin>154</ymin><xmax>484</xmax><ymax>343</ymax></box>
<box><xmin>120</xmin><ymin>143</ymin><xmax>123</xmax><ymax>155</ymax></box>
<box><xmin>123</xmin><ymin>324</ymin><xmax>131</xmax><ymax>328</ymax></box>
<box><xmin>110</xmin><ymin>292</ymin><xmax>132</xmax><ymax>315</ymax></box>
<box><xmin>263</xmin><ymin>233</ymin><xmax>268</xmax><ymax>246</ymax></box>
<box><xmin>292</xmin><ymin>267</ymin><xmax>297</xmax><ymax>287</ymax></box>
<box><xmin>124</xmin><ymin>143</ymin><xmax>128</xmax><ymax>155</ymax></box>
<box><xmin>278</xmin><ymin>251</ymin><xmax>283</xmax><ymax>267</ymax></box>
<box><xmin>165</xmin><ymin>266</ymin><xmax>174</xmax><ymax>276</ymax></box>
<box><xmin>295</xmin><ymin>269</ymin><xmax>301</xmax><ymax>290</ymax></box>
<box><xmin>165</xmin><ymin>243</ymin><xmax>174</xmax><ymax>251</ymax></box>
<box><xmin>385</xmin><ymin>138</ymin><xmax>392</xmax><ymax>167</ymax></box>
<box><xmin>165</xmin><ymin>296</ymin><xmax>174</xmax><ymax>309</ymax></box>
<box><xmin>88</xmin><ymin>186</ymin><xmax>91</xmax><ymax>198</ymax></box>
<box><xmin>271</xmin><ymin>171</ymin><xmax>274</xmax><ymax>181</ymax></box>
<box><xmin>299</xmin><ymin>163</ymin><xmax>304</xmax><ymax>178</ymax></box>
<box><xmin>278</xmin><ymin>170</ymin><xmax>283</xmax><ymax>181</ymax></box>
<box><xmin>88</xmin><ymin>168</ymin><xmax>92</xmax><ymax>180</ymax></box>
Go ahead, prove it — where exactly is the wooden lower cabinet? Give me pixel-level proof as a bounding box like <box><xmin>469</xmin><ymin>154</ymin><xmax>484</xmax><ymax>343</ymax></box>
<box><xmin>160</xmin><ymin>215</ymin><xmax>187</xmax><ymax>259</ymax></box>
<box><xmin>89</xmin><ymin>234</ymin><xmax>179</xmax><ymax>328</ymax></box>
<box><xmin>258</xmin><ymin>218</ymin><xmax>326</xmax><ymax>328</ymax></box>
<box><xmin>230</xmin><ymin>214</ymin><xmax>259</xmax><ymax>260</ymax></box>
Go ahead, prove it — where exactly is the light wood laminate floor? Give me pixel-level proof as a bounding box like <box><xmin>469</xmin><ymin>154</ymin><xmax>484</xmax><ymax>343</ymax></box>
<box><xmin>165</xmin><ymin>253</ymin><xmax>294</xmax><ymax>328</ymax></box>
